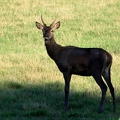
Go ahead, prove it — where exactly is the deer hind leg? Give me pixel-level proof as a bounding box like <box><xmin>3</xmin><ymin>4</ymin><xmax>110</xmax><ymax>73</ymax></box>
<box><xmin>102</xmin><ymin>66</ymin><xmax>116</xmax><ymax>112</ymax></box>
<box><xmin>93</xmin><ymin>74</ymin><xmax>107</xmax><ymax>113</ymax></box>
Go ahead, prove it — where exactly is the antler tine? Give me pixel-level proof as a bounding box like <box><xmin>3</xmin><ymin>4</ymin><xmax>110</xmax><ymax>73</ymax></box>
<box><xmin>41</xmin><ymin>15</ymin><xmax>46</xmax><ymax>26</ymax></box>
<box><xmin>50</xmin><ymin>15</ymin><xmax>58</xmax><ymax>27</ymax></box>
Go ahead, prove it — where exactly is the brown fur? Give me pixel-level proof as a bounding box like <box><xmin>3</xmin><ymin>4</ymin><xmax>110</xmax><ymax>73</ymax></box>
<box><xmin>35</xmin><ymin>16</ymin><xmax>115</xmax><ymax>113</ymax></box>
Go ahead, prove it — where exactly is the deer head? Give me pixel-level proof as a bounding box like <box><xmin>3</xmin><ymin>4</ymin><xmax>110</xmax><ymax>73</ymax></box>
<box><xmin>36</xmin><ymin>15</ymin><xmax>60</xmax><ymax>41</ymax></box>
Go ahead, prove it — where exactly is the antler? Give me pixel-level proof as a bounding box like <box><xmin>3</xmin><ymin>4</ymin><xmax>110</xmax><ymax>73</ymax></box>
<box><xmin>41</xmin><ymin>15</ymin><xmax>46</xmax><ymax>26</ymax></box>
<box><xmin>50</xmin><ymin>15</ymin><xmax>58</xmax><ymax>27</ymax></box>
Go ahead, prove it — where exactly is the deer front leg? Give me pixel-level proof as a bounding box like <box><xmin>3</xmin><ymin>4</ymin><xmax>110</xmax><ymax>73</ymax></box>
<box><xmin>63</xmin><ymin>72</ymin><xmax>71</xmax><ymax>110</ymax></box>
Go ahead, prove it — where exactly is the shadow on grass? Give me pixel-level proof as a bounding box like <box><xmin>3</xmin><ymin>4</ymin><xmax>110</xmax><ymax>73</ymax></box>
<box><xmin>0</xmin><ymin>80</ymin><xmax>119</xmax><ymax>120</ymax></box>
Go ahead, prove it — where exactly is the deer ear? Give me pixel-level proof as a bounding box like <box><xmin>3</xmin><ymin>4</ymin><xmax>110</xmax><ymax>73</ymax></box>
<box><xmin>51</xmin><ymin>21</ymin><xmax>60</xmax><ymax>31</ymax></box>
<box><xmin>35</xmin><ymin>22</ymin><xmax>44</xmax><ymax>30</ymax></box>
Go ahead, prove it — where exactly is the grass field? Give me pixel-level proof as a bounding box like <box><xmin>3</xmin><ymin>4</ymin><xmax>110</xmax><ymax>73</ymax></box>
<box><xmin>0</xmin><ymin>0</ymin><xmax>120</xmax><ymax>119</ymax></box>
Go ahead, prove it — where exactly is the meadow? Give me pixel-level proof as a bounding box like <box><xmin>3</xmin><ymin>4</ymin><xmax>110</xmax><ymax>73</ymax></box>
<box><xmin>0</xmin><ymin>0</ymin><xmax>120</xmax><ymax>119</ymax></box>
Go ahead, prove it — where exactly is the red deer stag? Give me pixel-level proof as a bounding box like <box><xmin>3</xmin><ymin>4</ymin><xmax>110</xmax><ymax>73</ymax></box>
<box><xmin>35</xmin><ymin>15</ymin><xmax>116</xmax><ymax>113</ymax></box>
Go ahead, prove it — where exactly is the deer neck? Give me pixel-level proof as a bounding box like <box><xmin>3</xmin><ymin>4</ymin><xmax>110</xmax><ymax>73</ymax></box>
<box><xmin>45</xmin><ymin>36</ymin><xmax>62</xmax><ymax>61</ymax></box>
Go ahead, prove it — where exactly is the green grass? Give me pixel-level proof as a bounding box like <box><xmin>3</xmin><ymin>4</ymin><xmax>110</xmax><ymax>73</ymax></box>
<box><xmin>0</xmin><ymin>0</ymin><xmax>120</xmax><ymax>119</ymax></box>
<box><xmin>0</xmin><ymin>81</ymin><xmax>119</xmax><ymax>120</ymax></box>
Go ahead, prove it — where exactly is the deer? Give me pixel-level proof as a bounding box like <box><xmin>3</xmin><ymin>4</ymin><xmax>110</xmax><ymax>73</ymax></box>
<box><xmin>35</xmin><ymin>15</ymin><xmax>116</xmax><ymax>113</ymax></box>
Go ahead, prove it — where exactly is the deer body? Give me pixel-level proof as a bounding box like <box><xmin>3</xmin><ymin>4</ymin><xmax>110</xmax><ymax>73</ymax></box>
<box><xmin>36</xmin><ymin>16</ymin><xmax>115</xmax><ymax>113</ymax></box>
